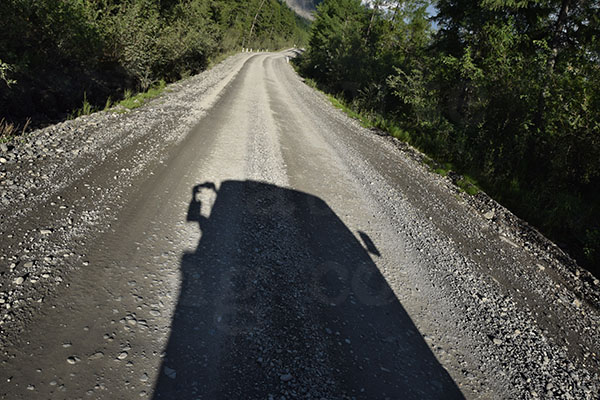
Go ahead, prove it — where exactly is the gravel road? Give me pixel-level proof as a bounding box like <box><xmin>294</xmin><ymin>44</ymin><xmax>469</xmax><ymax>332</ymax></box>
<box><xmin>0</xmin><ymin>50</ymin><xmax>599</xmax><ymax>399</ymax></box>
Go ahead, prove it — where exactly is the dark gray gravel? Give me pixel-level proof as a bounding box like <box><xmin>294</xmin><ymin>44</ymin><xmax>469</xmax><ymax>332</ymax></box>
<box><xmin>0</xmin><ymin>50</ymin><xmax>598</xmax><ymax>399</ymax></box>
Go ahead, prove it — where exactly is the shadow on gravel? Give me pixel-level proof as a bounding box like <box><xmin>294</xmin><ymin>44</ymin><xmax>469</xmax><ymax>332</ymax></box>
<box><xmin>153</xmin><ymin>180</ymin><xmax>463</xmax><ymax>399</ymax></box>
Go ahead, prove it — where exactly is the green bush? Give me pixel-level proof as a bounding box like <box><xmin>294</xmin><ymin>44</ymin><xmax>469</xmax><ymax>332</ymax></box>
<box><xmin>301</xmin><ymin>0</ymin><xmax>600</xmax><ymax>275</ymax></box>
<box><xmin>1</xmin><ymin>0</ymin><xmax>310</xmax><ymax>123</ymax></box>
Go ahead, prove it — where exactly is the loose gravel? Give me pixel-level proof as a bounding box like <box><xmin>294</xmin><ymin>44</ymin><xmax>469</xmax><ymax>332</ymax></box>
<box><xmin>0</xmin><ymin>50</ymin><xmax>598</xmax><ymax>399</ymax></box>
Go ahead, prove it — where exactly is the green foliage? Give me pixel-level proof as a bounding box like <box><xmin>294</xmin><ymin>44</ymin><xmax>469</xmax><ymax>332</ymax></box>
<box><xmin>117</xmin><ymin>80</ymin><xmax>166</xmax><ymax>110</ymax></box>
<box><xmin>108</xmin><ymin>1</ymin><xmax>164</xmax><ymax>91</ymax></box>
<box><xmin>80</xmin><ymin>93</ymin><xmax>93</xmax><ymax>116</ymax></box>
<box><xmin>584</xmin><ymin>229</ymin><xmax>600</xmax><ymax>262</ymax></box>
<box><xmin>328</xmin><ymin>94</ymin><xmax>371</xmax><ymax>127</ymax></box>
<box><xmin>303</xmin><ymin>0</ymin><xmax>368</xmax><ymax>92</ymax></box>
<box><xmin>104</xmin><ymin>97</ymin><xmax>113</xmax><ymax>111</ymax></box>
<box><xmin>0</xmin><ymin>118</ymin><xmax>30</xmax><ymax>140</ymax></box>
<box><xmin>0</xmin><ymin>0</ymin><xmax>104</xmax><ymax>75</ymax></box>
<box><xmin>0</xmin><ymin>60</ymin><xmax>16</xmax><ymax>87</ymax></box>
<box><xmin>301</xmin><ymin>0</ymin><xmax>600</xmax><ymax>274</ymax></box>
<box><xmin>456</xmin><ymin>175</ymin><xmax>480</xmax><ymax>195</ymax></box>
<box><xmin>70</xmin><ymin>92</ymin><xmax>95</xmax><ymax>119</ymax></box>
<box><xmin>1</xmin><ymin>0</ymin><xmax>310</xmax><ymax>123</ymax></box>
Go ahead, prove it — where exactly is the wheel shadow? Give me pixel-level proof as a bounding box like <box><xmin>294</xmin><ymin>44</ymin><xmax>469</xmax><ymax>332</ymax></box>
<box><xmin>153</xmin><ymin>180</ymin><xmax>464</xmax><ymax>399</ymax></box>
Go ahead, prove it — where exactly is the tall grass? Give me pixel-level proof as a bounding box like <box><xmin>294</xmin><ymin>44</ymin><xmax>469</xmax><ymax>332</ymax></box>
<box><xmin>0</xmin><ymin>118</ymin><xmax>30</xmax><ymax>141</ymax></box>
<box><xmin>117</xmin><ymin>80</ymin><xmax>166</xmax><ymax>110</ymax></box>
<box><xmin>70</xmin><ymin>92</ymin><xmax>95</xmax><ymax>119</ymax></box>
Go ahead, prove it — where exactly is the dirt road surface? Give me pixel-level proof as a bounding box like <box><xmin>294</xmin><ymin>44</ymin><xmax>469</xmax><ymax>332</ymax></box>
<box><xmin>0</xmin><ymin>51</ymin><xmax>599</xmax><ymax>399</ymax></box>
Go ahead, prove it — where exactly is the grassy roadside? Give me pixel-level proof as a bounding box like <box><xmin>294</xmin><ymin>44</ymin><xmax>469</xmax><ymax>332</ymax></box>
<box><xmin>115</xmin><ymin>80</ymin><xmax>167</xmax><ymax>111</ymax></box>
<box><xmin>296</xmin><ymin>65</ymin><xmax>600</xmax><ymax>275</ymax></box>
<box><xmin>0</xmin><ymin>118</ymin><xmax>31</xmax><ymax>143</ymax></box>
<box><xmin>71</xmin><ymin>48</ymin><xmax>291</xmax><ymax>118</ymax></box>
<box><xmin>68</xmin><ymin>79</ymin><xmax>168</xmax><ymax>119</ymax></box>
<box><xmin>1</xmin><ymin>80</ymin><xmax>171</xmax><ymax>142</ymax></box>
<box><xmin>69</xmin><ymin>49</ymin><xmax>246</xmax><ymax>118</ymax></box>
<box><xmin>300</xmin><ymin>76</ymin><xmax>481</xmax><ymax>196</ymax></box>
<box><xmin>2</xmin><ymin>49</ymin><xmax>294</xmax><ymax>143</ymax></box>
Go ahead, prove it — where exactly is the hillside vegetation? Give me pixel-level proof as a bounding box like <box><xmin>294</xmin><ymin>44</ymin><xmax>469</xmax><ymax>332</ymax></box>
<box><xmin>0</xmin><ymin>0</ymin><xmax>309</xmax><ymax>129</ymax></box>
<box><xmin>298</xmin><ymin>0</ymin><xmax>600</xmax><ymax>275</ymax></box>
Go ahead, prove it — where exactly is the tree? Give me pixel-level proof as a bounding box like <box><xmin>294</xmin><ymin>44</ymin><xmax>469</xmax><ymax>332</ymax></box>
<box><xmin>302</xmin><ymin>0</ymin><xmax>600</xmax><ymax>273</ymax></box>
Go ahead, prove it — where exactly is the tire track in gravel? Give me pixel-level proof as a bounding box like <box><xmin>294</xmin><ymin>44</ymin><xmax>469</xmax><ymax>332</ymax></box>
<box><xmin>0</xmin><ymin>50</ymin><xmax>599</xmax><ymax>400</ymax></box>
<box><xmin>262</xmin><ymin>51</ymin><xmax>600</xmax><ymax>398</ymax></box>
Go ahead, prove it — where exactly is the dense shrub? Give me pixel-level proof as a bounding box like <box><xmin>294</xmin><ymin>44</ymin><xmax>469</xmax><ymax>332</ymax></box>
<box><xmin>299</xmin><ymin>0</ymin><xmax>600</xmax><ymax>275</ymax></box>
<box><xmin>0</xmin><ymin>0</ymin><xmax>309</xmax><ymax>124</ymax></box>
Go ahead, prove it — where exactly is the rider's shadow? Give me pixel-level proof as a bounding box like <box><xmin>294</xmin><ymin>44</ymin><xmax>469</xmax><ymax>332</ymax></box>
<box><xmin>185</xmin><ymin>182</ymin><xmax>216</xmax><ymax>232</ymax></box>
<box><xmin>153</xmin><ymin>180</ymin><xmax>463</xmax><ymax>399</ymax></box>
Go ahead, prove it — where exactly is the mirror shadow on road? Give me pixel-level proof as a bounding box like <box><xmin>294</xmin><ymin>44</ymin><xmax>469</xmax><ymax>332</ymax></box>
<box><xmin>153</xmin><ymin>180</ymin><xmax>463</xmax><ymax>399</ymax></box>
